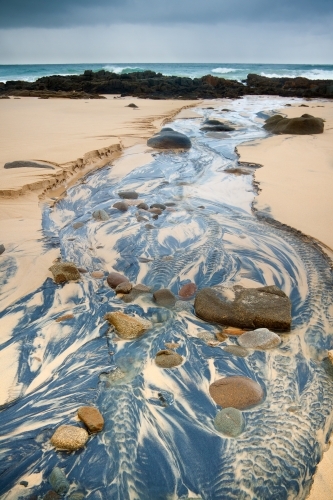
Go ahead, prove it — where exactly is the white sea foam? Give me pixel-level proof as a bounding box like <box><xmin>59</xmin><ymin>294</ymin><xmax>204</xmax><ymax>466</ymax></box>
<box><xmin>211</xmin><ymin>67</ymin><xmax>236</xmax><ymax>74</ymax></box>
<box><xmin>102</xmin><ymin>65</ymin><xmax>144</xmax><ymax>74</ymax></box>
<box><xmin>261</xmin><ymin>69</ymin><xmax>333</xmax><ymax>80</ymax></box>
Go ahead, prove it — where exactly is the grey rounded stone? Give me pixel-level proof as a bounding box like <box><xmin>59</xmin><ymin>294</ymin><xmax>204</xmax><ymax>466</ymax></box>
<box><xmin>223</xmin><ymin>346</ymin><xmax>249</xmax><ymax>358</ymax></box>
<box><xmin>72</xmin><ymin>222</ymin><xmax>84</xmax><ymax>229</ymax></box>
<box><xmin>92</xmin><ymin>209</ymin><xmax>109</xmax><ymax>221</ymax></box>
<box><xmin>137</xmin><ymin>203</ymin><xmax>149</xmax><ymax>210</ymax></box>
<box><xmin>237</xmin><ymin>328</ymin><xmax>281</xmax><ymax>350</ymax></box>
<box><xmin>155</xmin><ymin>350</ymin><xmax>183</xmax><ymax>368</ymax></box>
<box><xmin>107</xmin><ymin>272</ymin><xmax>129</xmax><ymax>289</ymax></box>
<box><xmin>49</xmin><ymin>467</ymin><xmax>70</xmax><ymax>495</ymax></box>
<box><xmin>150</xmin><ymin>203</ymin><xmax>166</xmax><ymax>210</ymax></box>
<box><xmin>115</xmin><ymin>282</ymin><xmax>132</xmax><ymax>294</ymax></box>
<box><xmin>147</xmin><ymin>129</ymin><xmax>191</xmax><ymax>150</ymax></box>
<box><xmin>214</xmin><ymin>408</ymin><xmax>245</xmax><ymax>437</ymax></box>
<box><xmin>118</xmin><ymin>191</ymin><xmax>139</xmax><ymax>199</ymax></box>
<box><xmin>153</xmin><ymin>289</ymin><xmax>176</xmax><ymax>307</ymax></box>
<box><xmin>113</xmin><ymin>201</ymin><xmax>128</xmax><ymax>212</ymax></box>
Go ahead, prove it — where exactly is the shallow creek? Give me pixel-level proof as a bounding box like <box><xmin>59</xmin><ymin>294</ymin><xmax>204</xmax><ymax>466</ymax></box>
<box><xmin>1</xmin><ymin>96</ymin><xmax>333</xmax><ymax>500</ymax></box>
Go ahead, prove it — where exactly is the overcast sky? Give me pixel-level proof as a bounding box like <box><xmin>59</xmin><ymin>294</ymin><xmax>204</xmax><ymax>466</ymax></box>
<box><xmin>0</xmin><ymin>0</ymin><xmax>332</xmax><ymax>63</ymax></box>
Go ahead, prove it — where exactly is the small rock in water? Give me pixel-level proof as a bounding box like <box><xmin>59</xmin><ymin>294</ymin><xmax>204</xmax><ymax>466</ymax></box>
<box><xmin>150</xmin><ymin>203</ymin><xmax>166</xmax><ymax>210</ymax></box>
<box><xmin>223</xmin><ymin>327</ymin><xmax>248</xmax><ymax>336</ymax></box>
<box><xmin>164</xmin><ymin>202</ymin><xmax>176</xmax><ymax>207</ymax></box>
<box><xmin>137</xmin><ymin>202</ymin><xmax>149</xmax><ymax>210</ymax></box>
<box><xmin>179</xmin><ymin>282</ymin><xmax>197</xmax><ymax>299</ymax></box>
<box><xmin>49</xmin><ymin>262</ymin><xmax>81</xmax><ymax>283</ymax></box>
<box><xmin>149</xmin><ymin>208</ymin><xmax>163</xmax><ymax>215</ymax></box>
<box><xmin>92</xmin><ymin>209</ymin><xmax>109</xmax><ymax>221</ymax></box>
<box><xmin>147</xmin><ymin>129</ymin><xmax>192</xmax><ymax>150</ymax></box>
<box><xmin>153</xmin><ymin>289</ymin><xmax>176</xmax><ymax>307</ymax></box>
<box><xmin>118</xmin><ymin>191</ymin><xmax>139</xmax><ymax>199</ymax></box>
<box><xmin>145</xmin><ymin>224</ymin><xmax>155</xmax><ymax>230</ymax></box>
<box><xmin>20</xmin><ymin>481</ymin><xmax>28</xmax><ymax>487</ymax></box>
<box><xmin>209</xmin><ymin>376</ymin><xmax>264</xmax><ymax>410</ymax></box>
<box><xmin>91</xmin><ymin>271</ymin><xmax>104</xmax><ymax>279</ymax></box>
<box><xmin>214</xmin><ymin>407</ymin><xmax>245</xmax><ymax>437</ymax></box>
<box><xmin>78</xmin><ymin>406</ymin><xmax>104</xmax><ymax>433</ymax></box>
<box><xmin>0</xmin><ymin>244</ymin><xmax>5</xmax><ymax>255</ymax></box>
<box><xmin>155</xmin><ymin>350</ymin><xmax>183</xmax><ymax>368</ymax></box>
<box><xmin>152</xmin><ymin>214</ymin><xmax>159</xmax><ymax>220</ymax></box>
<box><xmin>49</xmin><ymin>467</ymin><xmax>70</xmax><ymax>495</ymax></box>
<box><xmin>50</xmin><ymin>425</ymin><xmax>88</xmax><ymax>450</ymax></box>
<box><xmin>115</xmin><ymin>282</ymin><xmax>132</xmax><ymax>294</ymax></box>
<box><xmin>133</xmin><ymin>283</ymin><xmax>151</xmax><ymax>293</ymax></box>
<box><xmin>105</xmin><ymin>311</ymin><xmax>151</xmax><ymax>339</ymax></box>
<box><xmin>55</xmin><ymin>313</ymin><xmax>74</xmax><ymax>323</ymax></box>
<box><xmin>237</xmin><ymin>328</ymin><xmax>281</xmax><ymax>350</ymax></box>
<box><xmin>72</xmin><ymin>222</ymin><xmax>84</xmax><ymax>229</ymax></box>
<box><xmin>113</xmin><ymin>201</ymin><xmax>128</xmax><ymax>212</ymax></box>
<box><xmin>106</xmin><ymin>271</ymin><xmax>129</xmax><ymax>289</ymax></box>
<box><xmin>78</xmin><ymin>267</ymin><xmax>88</xmax><ymax>273</ymax></box>
<box><xmin>223</xmin><ymin>346</ymin><xmax>249</xmax><ymax>358</ymax></box>
<box><xmin>215</xmin><ymin>332</ymin><xmax>228</xmax><ymax>342</ymax></box>
<box><xmin>165</xmin><ymin>342</ymin><xmax>180</xmax><ymax>349</ymax></box>
<box><xmin>44</xmin><ymin>491</ymin><xmax>61</xmax><ymax>500</ymax></box>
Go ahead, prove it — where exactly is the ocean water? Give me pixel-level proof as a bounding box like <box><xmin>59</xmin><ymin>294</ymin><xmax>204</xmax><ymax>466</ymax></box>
<box><xmin>1</xmin><ymin>96</ymin><xmax>333</xmax><ymax>499</ymax></box>
<box><xmin>1</xmin><ymin>62</ymin><xmax>333</xmax><ymax>83</ymax></box>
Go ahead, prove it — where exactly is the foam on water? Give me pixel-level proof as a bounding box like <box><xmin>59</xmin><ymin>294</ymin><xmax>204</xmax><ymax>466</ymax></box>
<box><xmin>1</xmin><ymin>96</ymin><xmax>333</xmax><ymax>499</ymax></box>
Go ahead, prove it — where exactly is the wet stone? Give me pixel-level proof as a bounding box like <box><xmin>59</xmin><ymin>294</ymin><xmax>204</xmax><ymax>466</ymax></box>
<box><xmin>223</xmin><ymin>327</ymin><xmax>248</xmax><ymax>336</ymax></box>
<box><xmin>237</xmin><ymin>328</ymin><xmax>282</xmax><ymax>350</ymax></box>
<box><xmin>223</xmin><ymin>346</ymin><xmax>249</xmax><ymax>358</ymax></box>
<box><xmin>91</xmin><ymin>271</ymin><xmax>104</xmax><ymax>279</ymax></box>
<box><xmin>78</xmin><ymin>406</ymin><xmax>104</xmax><ymax>433</ymax></box>
<box><xmin>113</xmin><ymin>201</ymin><xmax>128</xmax><ymax>212</ymax></box>
<box><xmin>0</xmin><ymin>244</ymin><xmax>5</xmax><ymax>255</ymax></box>
<box><xmin>92</xmin><ymin>209</ymin><xmax>109</xmax><ymax>221</ymax></box>
<box><xmin>137</xmin><ymin>202</ymin><xmax>149</xmax><ymax>210</ymax></box>
<box><xmin>145</xmin><ymin>224</ymin><xmax>155</xmax><ymax>230</ymax></box>
<box><xmin>155</xmin><ymin>350</ymin><xmax>183</xmax><ymax>368</ymax></box>
<box><xmin>105</xmin><ymin>311</ymin><xmax>151</xmax><ymax>339</ymax></box>
<box><xmin>149</xmin><ymin>208</ymin><xmax>163</xmax><ymax>215</ymax></box>
<box><xmin>50</xmin><ymin>425</ymin><xmax>88</xmax><ymax>450</ymax></box>
<box><xmin>106</xmin><ymin>271</ymin><xmax>129</xmax><ymax>289</ymax></box>
<box><xmin>215</xmin><ymin>332</ymin><xmax>228</xmax><ymax>342</ymax></box>
<box><xmin>209</xmin><ymin>376</ymin><xmax>264</xmax><ymax>410</ymax></box>
<box><xmin>150</xmin><ymin>203</ymin><xmax>166</xmax><ymax>210</ymax></box>
<box><xmin>118</xmin><ymin>191</ymin><xmax>139</xmax><ymax>199</ymax></box>
<box><xmin>68</xmin><ymin>494</ymin><xmax>85</xmax><ymax>500</ymax></box>
<box><xmin>153</xmin><ymin>289</ymin><xmax>176</xmax><ymax>307</ymax></box>
<box><xmin>49</xmin><ymin>262</ymin><xmax>81</xmax><ymax>283</ymax></box>
<box><xmin>179</xmin><ymin>282</ymin><xmax>197</xmax><ymax>299</ymax></box>
<box><xmin>44</xmin><ymin>491</ymin><xmax>61</xmax><ymax>500</ymax></box>
<box><xmin>115</xmin><ymin>282</ymin><xmax>132</xmax><ymax>294</ymax></box>
<box><xmin>49</xmin><ymin>467</ymin><xmax>70</xmax><ymax>495</ymax></box>
<box><xmin>20</xmin><ymin>481</ymin><xmax>28</xmax><ymax>487</ymax></box>
<box><xmin>78</xmin><ymin>267</ymin><xmax>88</xmax><ymax>273</ymax></box>
<box><xmin>72</xmin><ymin>222</ymin><xmax>84</xmax><ymax>229</ymax></box>
<box><xmin>147</xmin><ymin>128</ymin><xmax>192</xmax><ymax>150</ymax></box>
<box><xmin>164</xmin><ymin>202</ymin><xmax>176</xmax><ymax>207</ymax></box>
<box><xmin>152</xmin><ymin>214</ymin><xmax>159</xmax><ymax>220</ymax></box>
<box><xmin>214</xmin><ymin>407</ymin><xmax>245</xmax><ymax>437</ymax></box>
<box><xmin>55</xmin><ymin>313</ymin><xmax>74</xmax><ymax>323</ymax></box>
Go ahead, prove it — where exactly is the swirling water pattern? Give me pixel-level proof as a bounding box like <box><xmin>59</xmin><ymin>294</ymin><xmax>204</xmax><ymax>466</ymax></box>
<box><xmin>1</xmin><ymin>96</ymin><xmax>333</xmax><ymax>500</ymax></box>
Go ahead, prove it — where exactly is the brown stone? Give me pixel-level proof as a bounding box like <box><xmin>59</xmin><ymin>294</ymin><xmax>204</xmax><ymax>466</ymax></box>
<box><xmin>194</xmin><ymin>285</ymin><xmax>291</xmax><ymax>331</ymax></box>
<box><xmin>223</xmin><ymin>327</ymin><xmax>248</xmax><ymax>336</ymax></box>
<box><xmin>78</xmin><ymin>406</ymin><xmax>104</xmax><ymax>433</ymax></box>
<box><xmin>179</xmin><ymin>282</ymin><xmax>197</xmax><ymax>298</ymax></box>
<box><xmin>155</xmin><ymin>350</ymin><xmax>183</xmax><ymax>368</ymax></box>
<box><xmin>49</xmin><ymin>262</ymin><xmax>81</xmax><ymax>283</ymax></box>
<box><xmin>113</xmin><ymin>201</ymin><xmax>128</xmax><ymax>212</ymax></box>
<box><xmin>107</xmin><ymin>272</ymin><xmax>129</xmax><ymax>289</ymax></box>
<box><xmin>104</xmin><ymin>311</ymin><xmax>151</xmax><ymax>339</ymax></box>
<box><xmin>209</xmin><ymin>376</ymin><xmax>264</xmax><ymax>410</ymax></box>
<box><xmin>263</xmin><ymin>114</ymin><xmax>324</xmax><ymax>135</ymax></box>
<box><xmin>153</xmin><ymin>289</ymin><xmax>176</xmax><ymax>307</ymax></box>
<box><xmin>215</xmin><ymin>332</ymin><xmax>228</xmax><ymax>342</ymax></box>
<box><xmin>50</xmin><ymin>425</ymin><xmax>88</xmax><ymax>450</ymax></box>
<box><xmin>91</xmin><ymin>271</ymin><xmax>104</xmax><ymax>278</ymax></box>
<box><xmin>55</xmin><ymin>313</ymin><xmax>74</xmax><ymax>323</ymax></box>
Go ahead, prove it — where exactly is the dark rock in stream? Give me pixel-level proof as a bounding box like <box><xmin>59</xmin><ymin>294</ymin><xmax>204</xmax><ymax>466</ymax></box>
<box><xmin>0</xmin><ymin>244</ymin><xmax>5</xmax><ymax>255</ymax></box>
<box><xmin>195</xmin><ymin>285</ymin><xmax>291</xmax><ymax>331</ymax></box>
<box><xmin>115</xmin><ymin>282</ymin><xmax>132</xmax><ymax>294</ymax></box>
<box><xmin>113</xmin><ymin>201</ymin><xmax>128</xmax><ymax>212</ymax></box>
<box><xmin>201</xmin><ymin>119</ymin><xmax>235</xmax><ymax>132</ymax></box>
<box><xmin>263</xmin><ymin>114</ymin><xmax>324</xmax><ymax>134</ymax></box>
<box><xmin>147</xmin><ymin>129</ymin><xmax>192</xmax><ymax>150</ymax></box>
<box><xmin>137</xmin><ymin>202</ymin><xmax>149</xmax><ymax>210</ymax></box>
<box><xmin>153</xmin><ymin>289</ymin><xmax>177</xmax><ymax>307</ymax></box>
<box><xmin>150</xmin><ymin>203</ymin><xmax>166</xmax><ymax>210</ymax></box>
<box><xmin>107</xmin><ymin>272</ymin><xmax>129</xmax><ymax>288</ymax></box>
<box><xmin>49</xmin><ymin>467</ymin><xmax>70</xmax><ymax>495</ymax></box>
<box><xmin>118</xmin><ymin>190</ymin><xmax>139</xmax><ymax>199</ymax></box>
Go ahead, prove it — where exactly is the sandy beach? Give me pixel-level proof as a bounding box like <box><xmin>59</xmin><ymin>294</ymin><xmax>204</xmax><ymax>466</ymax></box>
<box><xmin>1</xmin><ymin>94</ymin><xmax>333</xmax><ymax>499</ymax></box>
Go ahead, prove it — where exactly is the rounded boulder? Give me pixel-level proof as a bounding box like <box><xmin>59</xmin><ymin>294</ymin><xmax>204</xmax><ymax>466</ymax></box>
<box><xmin>209</xmin><ymin>376</ymin><xmax>264</xmax><ymax>410</ymax></box>
<box><xmin>214</xmin><ymin>407</ymin><xmax>245</xmax><ymax>437</ymax></box>
<box><xmin>147</xmin><ymin>128</ymin><xmax>191</xmax><ymax>150</ymax></box>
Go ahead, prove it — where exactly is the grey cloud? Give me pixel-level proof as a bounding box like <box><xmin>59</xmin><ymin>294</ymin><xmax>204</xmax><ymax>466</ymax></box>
<box><xmin>0</xmin><ymin>0</ymin><xmax>332</xmax><ymax>28</ymax></box>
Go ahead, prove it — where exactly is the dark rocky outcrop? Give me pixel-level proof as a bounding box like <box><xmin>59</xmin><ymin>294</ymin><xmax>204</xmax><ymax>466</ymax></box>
<box><xmin>263</xmin><ymin>114</ymin><xmax>324</xmax><ymax>134</ymax></box>
<box><xmin>4</xmin><ymin>161</ymin><xmax>55</xmax><ymax>169</ymax></box>
<box><xmin>1</xmin><ymin>70</ymin><xmax>332</xmax><ymax>100</ymax></box>
<box><xmin>147</xmin><ymin>128</ymin><xmax>192</xmax><ymax>150</ymax></box>
<box><xmin>194</xmin><ymin>285</ymin><xmax>291</xmax><ymax>331</ymax></box>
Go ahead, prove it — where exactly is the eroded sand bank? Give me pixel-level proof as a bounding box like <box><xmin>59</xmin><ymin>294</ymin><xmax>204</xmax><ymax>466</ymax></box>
<box><xmin>238</xmin><ymin>100</ymin><xmax>333</xmax><ymax>252</ymax></box>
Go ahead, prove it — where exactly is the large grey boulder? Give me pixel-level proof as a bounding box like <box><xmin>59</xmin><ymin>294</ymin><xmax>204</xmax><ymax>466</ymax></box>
<box><xmin>263</xmin><ymin>114</ymin><xmax>324</xmax><ymax>134</ymax></box>
<box><xmin>147</xmin><ymin>128</ymin><xmax>191</xmax><ymax>150</ymax></box>
<box><xmin>194</xmin><ymin>285</ymin><xmax>291</xmax><ymax>331</ymax></box>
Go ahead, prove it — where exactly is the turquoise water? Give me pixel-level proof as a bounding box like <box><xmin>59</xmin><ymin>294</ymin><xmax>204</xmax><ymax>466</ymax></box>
<box><xmin>1</xmin><ymin>62</ymin><xmax>333</xmax><ymax>83</ymax></box>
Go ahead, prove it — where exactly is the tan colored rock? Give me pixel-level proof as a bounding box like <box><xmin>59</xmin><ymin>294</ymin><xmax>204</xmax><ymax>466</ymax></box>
<box><xmin>50</xmin><ymin>425</ymin><xmax>88</xmax><ymax>450</ymax></box>
<box><xmin>209</xmin><ymin>376</ymin><xmax>264</xmax><ymax>410</ymax></box>
<box><xmin>91</xmin><ymin>271</ymin><xmax>104</xmax><ymax>278</ymax></box>
<box><xmin>165</xmin><ymin>342</ymin><xmax>180</xmax><ymax>350</ymax></box>
<box><xmin>327</xmin><ymin>350</ymin><xmax>333</xmax><ymax>364</ymax></box>
<box><xmin>155</xmin><ymin>350</ymin><xmax>183</xmax><ymax>368</ymax></box>
<box><xmin>104</xmin><ymin>311</ymin><xmax>151</xmax><ymax>339</ymax></box>
<box><xmin>55</xmin><ymin>313</ymin><xmax>74</xmax><ymax>323</ymax></box>
<box><xmin>223</xmin><ymin>327</ymin><xmax>248</xmax><ymax>336</ymax></box>
<box><xmin>216</xmin><ymin>332</ymin><xmax>228</xmax><ymax>342</ymax></box>
<box><xmin>78</xmin><ymin>406</ymin><xmax>104</xmax><ymax>433</ymax></box>
<box><xmin>49</xmin><ymin>262</ymin><xmax>81</xmax><ymax>283</ymax></box>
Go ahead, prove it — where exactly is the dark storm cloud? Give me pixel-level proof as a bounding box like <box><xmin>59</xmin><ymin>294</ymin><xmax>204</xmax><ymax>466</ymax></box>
<box><xmin>0</xmin><ymin>0</ymin><xmax>332</xmax><ymax>28</ymax></box>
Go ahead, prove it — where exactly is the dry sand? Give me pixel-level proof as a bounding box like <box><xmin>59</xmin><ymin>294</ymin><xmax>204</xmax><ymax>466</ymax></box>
<box><xmin>238</xmin><ymin>99</ymin><xmax>333</xmax><ymax>499</ymax></box>
<box><xmin>238</xmin><ymin>100</ymin><xmax>333</xmax><ymax>253</ymax></box>
<box><xmin>0</xmin><ymin>96</ymin><xmax>197</xmax><ymax>310</ymax></box>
